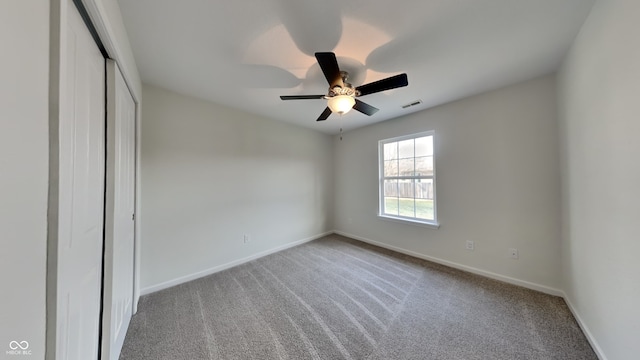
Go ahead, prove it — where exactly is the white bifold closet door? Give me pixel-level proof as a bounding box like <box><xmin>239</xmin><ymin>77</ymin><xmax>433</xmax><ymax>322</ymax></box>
<box><xmin>56</xmin><ymin>0</ymin><xmax>105</xmax><ymax>358</ymax></box>
<box><xmin>101</xmin><ymin>59</ymin><xmax>137</xmax><ymax>360</ymax></box>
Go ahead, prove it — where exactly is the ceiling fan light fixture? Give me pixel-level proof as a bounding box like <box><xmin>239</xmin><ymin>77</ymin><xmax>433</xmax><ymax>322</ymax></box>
<box><xmin>279</xmin><ymin>52</ymin><xmax>407</xmax><ymax>121</ymax></box>
<box><xmin>327</xmin><ymin>95</ymin><xmax>355</xmax><ymax>115</ymax></box>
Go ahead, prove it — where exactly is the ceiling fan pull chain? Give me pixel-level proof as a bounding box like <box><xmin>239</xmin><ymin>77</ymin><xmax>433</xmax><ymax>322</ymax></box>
<box><xmin>340</xmin><ymin>127</ymin><xmax>343</xmax><ymax>141</ymax></box>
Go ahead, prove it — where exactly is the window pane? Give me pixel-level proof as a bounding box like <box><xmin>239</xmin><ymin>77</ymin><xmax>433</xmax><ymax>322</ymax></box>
<box><xmin>384</xmin><ymin>197</ymin><xmax>399</xmax><ymax>216</ymax></box>
<box><xmin>398</xmin><ymin>197</ymin><xmax>415</xmax><ymax>217</ymax></box>
<box><xmin>415</xmin><ymin>179</ymin><xmax>434</xmax><ymax>220</ymax></box>
<box><xmin>398</xmin><ymin>139</ymin><xmax>414</xmax><ymax>159</ymax></box>
<box><xmin>383</xmin><ymin>179</ymin><xmax>398</xmax><ymax>197</ymax></box>
<box><xmin>415</xmin><ymin>198</ymin><xmax>434</xmax><ymax>220</ymax></box>
<box><xmin>415</xmin><ymin>156</ymin><xmax>433</xmax><ymax>176</ymax></box>
<box><xmin>415</xmin><ymin>136</ymin><xmax>433</xmax><ymax>157</ymax></box>
<box><xmin>398</xmin><ymin>158</ymin><xmax>414</xmax><ymax>176</ymax></box>
<box><xmin>383</xmin><ymin>142</ymin><xmax>398</xmax><ymax>160</ymax></box>
<box><xmin>383</xmin><ymin>179</ymin><xmax>399</xmax><ymax>215</ymax></box>
<box><xmin>397</xmin><ymin>179</ymin><xmax>414</xmax><ymax>198</ymax></box>
<box><xmin>415</xmin><ymin>179</ymin><xmax>434</xmax><ymax>200</ymax></box>
<box><xmin>384</xmin><ymin>160</ymin><xmax>398</xmax><ymax>177</ymax></box>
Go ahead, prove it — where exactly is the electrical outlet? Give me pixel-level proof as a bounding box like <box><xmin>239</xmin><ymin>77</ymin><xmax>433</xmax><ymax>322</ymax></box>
<box><xmin>509</xmin><ymin>248</ymin><xmax>519</xmax><ymax>259</ymax></box>
<box><xmin>243</xmin><ymin>234</ymin><xmax>250</xmax><ymax>244</ymax></box>
<box><xmin>466</xmin><ymin>240</ymin><xmax>475</xmax><ymax>251</ymax></box>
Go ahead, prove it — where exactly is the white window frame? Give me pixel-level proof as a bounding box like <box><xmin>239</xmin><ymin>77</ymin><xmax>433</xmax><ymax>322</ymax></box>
<box><xmin>378</xmin><ymin>130</ymin><xmax>439</xmax><ymax>229</ymax></box>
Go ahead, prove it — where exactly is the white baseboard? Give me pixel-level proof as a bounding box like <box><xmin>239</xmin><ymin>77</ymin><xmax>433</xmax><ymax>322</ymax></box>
<box><xmin>140</xmin><ymin>231</ymin><xmax>333</xmax><ymax>295</ymax></box>
<box><xmin>561</xmin><ymin>292</ymin><xmax>608</xmax><ymax>360</ymax></box>
<box><xmin>333</xmin><ymin>230</ymin><xmax>564</xmax><ymax>297</ymax></box>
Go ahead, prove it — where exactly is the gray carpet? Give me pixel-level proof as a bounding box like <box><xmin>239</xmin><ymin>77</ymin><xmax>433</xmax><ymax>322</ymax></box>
<box><xmin>119</xmin><ymin>234</ymin><xmax>597</xmax><ymax>360</ymax></box>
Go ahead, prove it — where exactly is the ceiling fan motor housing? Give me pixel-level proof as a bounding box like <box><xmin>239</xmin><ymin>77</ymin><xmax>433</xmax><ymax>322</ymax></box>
<box><xmin>325</xmin><ymin>71</ymin><xmax>360</xmax><ymax>99</ymax></box>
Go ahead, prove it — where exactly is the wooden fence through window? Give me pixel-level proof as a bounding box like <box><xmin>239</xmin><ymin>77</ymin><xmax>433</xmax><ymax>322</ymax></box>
<box><xmin>384</xmin><ymin>181</ymin><xmax>433</xmax><ymax>199</ymax></box>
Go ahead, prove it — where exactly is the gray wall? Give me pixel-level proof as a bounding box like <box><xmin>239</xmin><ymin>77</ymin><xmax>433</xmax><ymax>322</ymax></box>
<box><xmin>139</xmin><ymin>84</ymin><xmax>334</xmax><ymax>292</ymax></box>
<box><xmin>558</xmin><ymin>0</ymin><xmax>640</xmax><ymax>358</ymax></box>
<box><xmin>0</xmin><ymin>1</ymin><xmax>49</xmax><ymax>358</ymax></box>
<box><xmin>333</xmin><ymin>75</ymin><xmax>563</xmax><ymax>293</ymax></box>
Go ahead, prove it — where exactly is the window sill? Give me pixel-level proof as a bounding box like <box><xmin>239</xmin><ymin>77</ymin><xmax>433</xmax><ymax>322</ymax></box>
<box><xmin>377</xmin><ymin>214</ymin><xmax>440</xmax><ymax>229</ymax></box>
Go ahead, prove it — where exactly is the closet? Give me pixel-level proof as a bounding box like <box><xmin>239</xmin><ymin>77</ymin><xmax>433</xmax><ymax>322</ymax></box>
<box><xmin>48</xmin><ymin>0</ymin><xmax>137</xmax><ymax>359</ymax></box>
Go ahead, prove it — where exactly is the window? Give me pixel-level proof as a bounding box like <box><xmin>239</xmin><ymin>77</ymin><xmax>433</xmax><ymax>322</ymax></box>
<box><xmin>378</xmin><ymin>131</ymin><xmax>438</xmax><ymax>227</ymax></box>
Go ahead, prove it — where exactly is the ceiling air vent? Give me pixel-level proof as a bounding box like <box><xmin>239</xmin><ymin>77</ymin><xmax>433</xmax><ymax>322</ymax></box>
<box><xmin>402</xmin><ymin>100</ymin><xmax>422</xmax><ymax>109</ymax></box>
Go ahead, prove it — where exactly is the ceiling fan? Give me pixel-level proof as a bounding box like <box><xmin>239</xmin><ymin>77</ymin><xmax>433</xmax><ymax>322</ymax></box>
<box><xmin>280</xmin><ymin>52</ymin><xmax>409</xmax><ymax>121</ymax></box>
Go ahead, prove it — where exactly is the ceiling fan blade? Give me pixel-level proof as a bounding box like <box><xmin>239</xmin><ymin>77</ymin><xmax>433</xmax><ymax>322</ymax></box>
<box><xmin>280</xmin><ymin>95</ymin><xmax>325</xmax><ymax>100</ymax></box>
<box><xmin>317</xmin><ymin>107</ymin><xmax>332</xmax><ymax>121</ymax></box>
<box><xmin>353</xmin><ymin>99</ymin><xmax>379</xmax><ymax>116</ymax></box>
<box><xmin>315</xmin><ymin>52</ymin><xmax>344</xmax><ymax>88</ymax></box>
<box><xmin>356</xmin><ymin>73</ymin><xmax>408</xmax><ymax>96</ymax></box>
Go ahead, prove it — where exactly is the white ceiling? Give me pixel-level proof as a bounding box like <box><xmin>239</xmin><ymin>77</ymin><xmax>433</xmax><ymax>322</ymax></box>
<box><xmin>117</xmin><ymin>0</ymin><xmax>595</xmax><ymax>134</ymax></box>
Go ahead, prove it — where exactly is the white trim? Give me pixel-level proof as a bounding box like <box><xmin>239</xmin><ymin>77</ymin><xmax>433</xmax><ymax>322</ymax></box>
<box><xmin>132</xmin><ymin>104</ymin><xmax>141</xmax><ymax>313</ymax></box>
<box><xmin>377</xmin><ymin>214</ymin><xmax>440</xmax><ymax>229</ymax></box>
<box><xmin>333</xmin><ymin>230</ymin><xmax>564</xmax><ymax>297</ymax></box>
<box><xmin>379</xmin><ymin>130</ymin><xmax>435</xmax><ymax>144</ymax></box>
<box><xmin>81</xmin><ymin>0</ymin><xmax>141</xmax><ymax>101</ymax></box>
<box><xmin>140</xmin><ymin>231</ymin><xmax>333</xmax><ymax>295</ymax></box>
<box><xmin>561</xmin><ymin>292</ymin><xmax>608</xmax><ymax>360</ymax></box>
